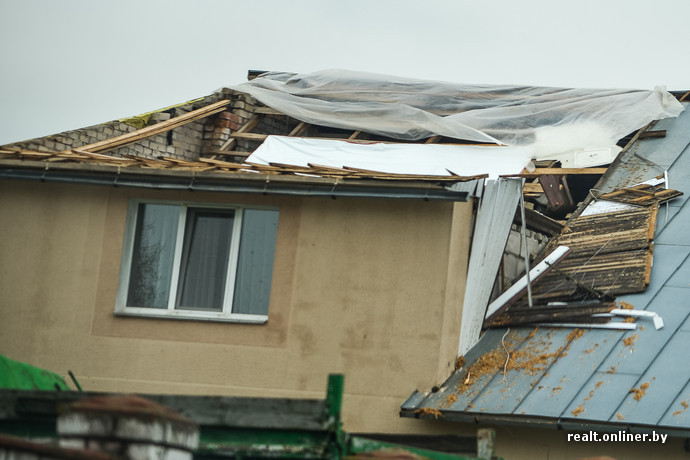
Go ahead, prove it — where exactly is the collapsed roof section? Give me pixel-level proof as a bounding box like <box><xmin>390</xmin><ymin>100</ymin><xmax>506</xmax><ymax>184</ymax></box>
<box><xmin>402</xmin><ymin>97</ymin><xmax>690</xmax><ymax>436</ymax></box>
<box><xmin>231</xmin><ymin>69</ymin><xmax>684</xmax><ymax>159</ymax></box>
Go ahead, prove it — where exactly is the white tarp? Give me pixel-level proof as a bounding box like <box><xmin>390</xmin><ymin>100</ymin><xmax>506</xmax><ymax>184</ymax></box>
<box><xmin>247</xmin><ymin>136</ymin><xmax>534</xmax><ymax>179</ymax></box>
<box><xmin>231</xmin><ymin>70</ymin><xmax>684</xmax><ymax>160</ymax></box>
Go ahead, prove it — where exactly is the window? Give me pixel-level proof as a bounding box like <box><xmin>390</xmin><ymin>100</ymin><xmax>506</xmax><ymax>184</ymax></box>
<box><xmin>116</xmin><ymin>200</ymin><xmax>279</xmax><ymax>322</ymax></box>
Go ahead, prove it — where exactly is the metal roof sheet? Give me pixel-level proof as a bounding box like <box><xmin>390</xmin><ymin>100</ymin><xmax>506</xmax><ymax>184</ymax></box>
<box><xmin>401</xmin><ymin>101</ymin><xmax>690</xmax><ymax>434</ymax></box>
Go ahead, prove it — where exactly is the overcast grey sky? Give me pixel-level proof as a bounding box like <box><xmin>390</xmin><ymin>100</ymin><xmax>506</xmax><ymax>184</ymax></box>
<box><xmin>2</xmin><ymin>0</ymin><xmax>690</xmax><ymax>145</ymax></box>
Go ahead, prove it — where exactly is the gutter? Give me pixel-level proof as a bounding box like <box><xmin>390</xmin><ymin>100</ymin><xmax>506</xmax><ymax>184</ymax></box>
<box><xmin>0</xmin><ymin>160</ymin><xmax>469</xmax><ymax>202</ymax></box>
<box><xmin>400</xmin><ymin>406</ymin><xmax>690</xmax><ymax>439</ymax></box>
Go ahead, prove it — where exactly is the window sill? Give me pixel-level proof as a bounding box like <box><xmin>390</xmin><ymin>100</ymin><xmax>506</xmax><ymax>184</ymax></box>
<box><xmin>113</xmin><ymin>309</ymin><xmax>268</xmax><ymax>324</ymax></box>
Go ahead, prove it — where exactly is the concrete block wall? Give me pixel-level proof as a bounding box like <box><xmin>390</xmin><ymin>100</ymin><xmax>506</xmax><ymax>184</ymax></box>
<box><xmin>494</xmin><ymin>225</ymin><xmax>548</xmax><ymax>298</ymax></box>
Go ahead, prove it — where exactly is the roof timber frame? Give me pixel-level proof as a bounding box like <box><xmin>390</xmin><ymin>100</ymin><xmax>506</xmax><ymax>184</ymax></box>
<box><xmin>7</xmin><ymin>95</ymin><xmax>619</xmax><ymax>185</ymax></box>
<box><xmin>208</xmin><ymin>104</ymin><xmax>492</xmax><ymax>162</ymax></box>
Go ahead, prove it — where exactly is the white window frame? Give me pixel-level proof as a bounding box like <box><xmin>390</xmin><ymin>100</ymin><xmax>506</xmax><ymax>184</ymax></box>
<box><xmin>115</xmin><ymin>199</ymin><xmax>273</xmax><ymax>323</ymax></box>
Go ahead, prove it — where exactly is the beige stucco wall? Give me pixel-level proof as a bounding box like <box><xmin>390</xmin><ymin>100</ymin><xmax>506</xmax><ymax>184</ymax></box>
<box><xmin>0</xmin><ymin>178</ymin><xmax>472</xmax><ymax>434</ymax></box>
<box><xmin>3</xmin><ymin>178</ymin><xmax>686</xmax><ymax>458</ymax></box>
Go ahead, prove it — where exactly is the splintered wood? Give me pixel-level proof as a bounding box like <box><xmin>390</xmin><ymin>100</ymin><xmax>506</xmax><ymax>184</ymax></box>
<box><xmin>528</xmin><ymin>206</ymin><xmax>658</xmax><ymax>302</ymax></box>
<box><xmin>0</xmin><ymin>148</ymin><xmax>483</xmax><ymax>183</ymax></box>
<box><xmin>490</xmin><ymin>184</ymin><xmax>681</xmax><ymax>327</ymax></box>
<box><xmin>600</xmin><ymin>183</ymin><xmax>683</xmax><ymax>206</ymax></box>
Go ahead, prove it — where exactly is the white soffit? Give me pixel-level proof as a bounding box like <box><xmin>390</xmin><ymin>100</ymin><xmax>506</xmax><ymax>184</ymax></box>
<box><xmin>247</xmin><ymin>136</ymin><xmax>534</xmax><ymax>179</ymax></box>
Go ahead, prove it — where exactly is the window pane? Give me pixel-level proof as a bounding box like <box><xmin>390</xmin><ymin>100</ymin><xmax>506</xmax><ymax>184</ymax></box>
<box><xmin>176</xmin><ymin>208</ymin><xmax>235</xmax><ymax>311</ymax></box>
<box><xmin>127</xmin><ymin>203</ymin><xmax>179</xmax><ymax>309</ymax></box>
<box><xmin>232</xmin><ymin>209</ymin><xmax>279</xmax><ymax>315</ymax></box>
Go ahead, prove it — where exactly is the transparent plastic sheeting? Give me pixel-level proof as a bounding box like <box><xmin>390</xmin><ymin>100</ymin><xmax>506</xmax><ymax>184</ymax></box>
<box><xmin>247</xmin><ymin>136</ymin><xmax>533</xmax><ymax>179</ymax></box>
<box><xmin>231</xmin><ymin>70</ymin><xmax>684</xmax><ymax>160</ymax></box>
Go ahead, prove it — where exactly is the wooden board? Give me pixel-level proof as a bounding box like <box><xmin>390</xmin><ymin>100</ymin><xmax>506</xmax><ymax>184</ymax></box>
<box><xmin>600</xmin><ymin>184</ymin><xmax>683</xmax><ymax>206</ymax></box>
<box><xmin>488</xmin><ymin>301</ymin><xmax>616</xmax><ymax>327</ymax></box>
<box><xmin>529</xmin><ymin>249</ymin><xmax>653</xmax><ymax>301</ymax></box>
<box><xmin>543</xmin><ymin>206</ymin><xmax>657</xmax><ymax>257</ymax></box>
<box><xmin>73</xmin><ymin>100</ymin><xmax>230</xmax><ymax>154</ymax></box>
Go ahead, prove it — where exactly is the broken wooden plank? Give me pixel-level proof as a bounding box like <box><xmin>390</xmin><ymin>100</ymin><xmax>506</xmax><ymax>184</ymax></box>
<box><xmin>205</xmin><ymin>149</ymin><xmax>251</xmax><ymax>158</ymax></box>
<box><xmin>488</xmin><ymin>301</ymin><xmax>616</xmax><ymax>328</ymax></box>
<box><xmin>196</xmin><ymin>157</ymin><xmax>246</xmax><ymax>168</ymax></box>
<box><xmin>72</xmin><ymin>100</ymin><xmax>230</xmax><ymax>154</ymax></box>
<box><xmin>638</xmin><ymin>130</ymin><xmax>667</xmax><ymax>139</ymax></box>
<box><xmin>513</xmin><ymin>207</ymin><xmax>565</xmax><ymax>237</ymax></box>
<box><xmin>522</xmin><ymin>182</ymin><xmax>544</xmax><ymax>194</ymax></box>
<box><xmin>600</xmin><ymin>184</ymin><xmax>683</xmax><ymax>206</ymax></box>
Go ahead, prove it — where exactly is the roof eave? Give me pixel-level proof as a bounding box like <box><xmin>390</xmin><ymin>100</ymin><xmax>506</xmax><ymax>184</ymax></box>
<box><xmin>0</xmin><ymin>159</ymin><xmax>470</xmax><ymax>202</ymax></box>
<box><xmin>400</xmin><ymin>407</ymin><xmax>690</xmax><ymax>438</ymax></box>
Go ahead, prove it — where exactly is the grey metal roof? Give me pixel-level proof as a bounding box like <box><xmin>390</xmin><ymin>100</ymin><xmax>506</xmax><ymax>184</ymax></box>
<box><xmin>401</xmin><ymin>101</ymin><xmax>690</xmax><ymax>434</ymax></box>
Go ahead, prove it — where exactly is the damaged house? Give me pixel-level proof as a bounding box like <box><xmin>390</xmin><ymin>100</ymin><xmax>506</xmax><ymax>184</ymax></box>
<box><xmin>0</xmin><ymin>70</ymin><xmax>687</xmax><ymax>459</ymax></box>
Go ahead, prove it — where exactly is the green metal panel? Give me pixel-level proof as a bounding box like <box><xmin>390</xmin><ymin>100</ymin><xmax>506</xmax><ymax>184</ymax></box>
<box><xmin>347</xmin><ymin>436</ymin><xmax>494</xmax><ymax>460</ymax></box>
<box><xmin>0</xmin><ymin>355</ymin><xmax>69</xmax><ymax>391</ymax></box>
<box><xmin>196</xmin><ymin>427</ymin><xmax>332</xmax><ymax>459</ymax></box>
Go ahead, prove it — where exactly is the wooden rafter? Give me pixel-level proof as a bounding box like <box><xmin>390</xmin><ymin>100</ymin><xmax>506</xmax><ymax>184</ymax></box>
<box><xmin>348</xmin><ymin>130</ymin><xmax>362</xmax><ymax>140</ymax></box>
<box><xmin>289</xmin><ymin>122</ymin><xmax>309</xmax><ymax>137</ymax></box>
<box><xmin>70</xmin><ymin>100</ymin><xmax>230</xmax><ymax>155</ymax></box>
<box><xmin>216</xmin><ymin>114</ymin><xmax>262</xmax><ymax>155</ymax></box>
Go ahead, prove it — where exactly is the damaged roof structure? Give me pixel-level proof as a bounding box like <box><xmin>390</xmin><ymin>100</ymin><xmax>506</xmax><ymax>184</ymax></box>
<box><xmin>2</xmin><ymin>69</ymin><xmax>689</xmax><ymax>456</ymax></box>
<box><xmin>403</xmin><ymin>87</ymin><xmax>690</xmax><ymax>438</ymax></box>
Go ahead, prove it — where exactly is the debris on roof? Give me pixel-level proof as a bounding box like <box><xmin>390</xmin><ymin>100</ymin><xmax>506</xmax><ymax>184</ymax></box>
<box><xmin>0</xmin><ymin>147</ymin><xmax>481</xmax><ymax>183</ymax></box>
<box><xmin>403</xmin><ymin>95</ymin><xmax>690</xmax><ymax>436</ymax></box>
<box><xmin>599</xmin><ymin>183</ymin><xmax>683</xmax><ymax>206</ymax></box>
<box><xmin>482</xmin><ymin>185</ymin><xmax>682</xmax><ymax>329</ymax></box>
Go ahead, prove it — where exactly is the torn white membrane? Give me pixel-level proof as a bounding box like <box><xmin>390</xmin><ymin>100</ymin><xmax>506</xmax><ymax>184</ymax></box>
<box><xmin>248</xmin><ymin>136</ymin><xmax>534</xmax><ymax>179</ymax></box>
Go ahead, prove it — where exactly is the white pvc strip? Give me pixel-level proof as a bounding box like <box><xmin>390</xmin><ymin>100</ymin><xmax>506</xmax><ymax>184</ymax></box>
<box><xmin>248</xmin><ymin>135</ymin><xmax>534</xmax><ymax>180</ymax></box>
<box><xmin>484</xmin><ymin>245</ymin><xmax>571</xmax><ymax>319</ymax></box>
